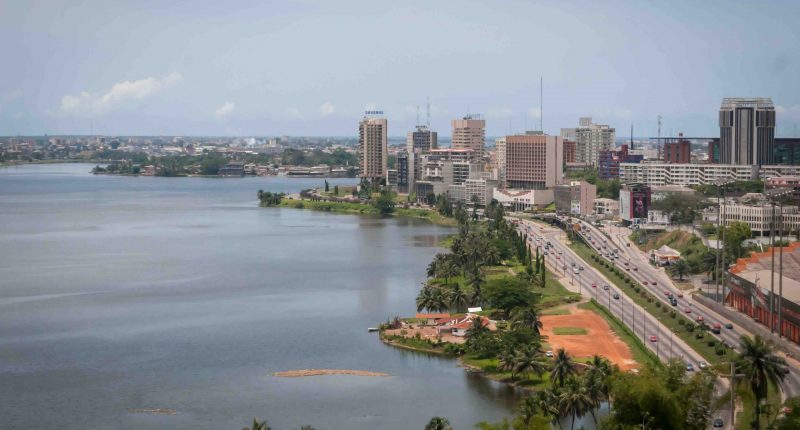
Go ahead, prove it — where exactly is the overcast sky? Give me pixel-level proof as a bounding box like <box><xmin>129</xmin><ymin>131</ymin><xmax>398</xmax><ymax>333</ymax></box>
<box><xmin>1</xmin><ymin>0</ymin><xmax>799</xmax><ymax>137</ymax></box>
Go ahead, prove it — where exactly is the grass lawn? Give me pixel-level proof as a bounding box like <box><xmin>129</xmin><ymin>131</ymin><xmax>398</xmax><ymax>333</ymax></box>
<box><xmin>552</xmin><ymin>327</ymin><xmax>588</xmax><ymax>335</ymax></box>
<box><xmin>570</xmin><ymin>240</ymin><xmax>732</xmax><ymax>365</ymax></box>
<box><xmin>276</xmin><ymin>197</ymin><xmax>459</xmax><ymax>226</ymax></box>
<box><xmin>461</xmin><ymin>355</ymin><xmax>551</xmax><ymax>389</ymax></box>
<box><xmin>579</xmin><ymin>300</ymin><xmax>662</xmax><ymax>369</ymax></box>
<box><xmin>540</xmin><ymin>306</ymin><xmax>571</xmax><ymax>316</ymax></box>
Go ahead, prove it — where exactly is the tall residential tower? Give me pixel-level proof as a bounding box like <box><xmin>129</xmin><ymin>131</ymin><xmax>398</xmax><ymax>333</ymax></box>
<box><xmin>358</xmin><ymin>113</ymin><xmax>388</xmax><ymax>180</ymax></box>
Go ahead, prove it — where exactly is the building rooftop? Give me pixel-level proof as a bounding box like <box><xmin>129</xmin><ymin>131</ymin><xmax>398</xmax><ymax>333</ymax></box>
<box><xmin>730</xmin><ymin>243</ymin><xmax>800</xmax><ymax>303</ymax></box>
<box><xmin>720</xmin><ymin>97</ymin><xmax>774</xmax><ymax>109</ymax></box>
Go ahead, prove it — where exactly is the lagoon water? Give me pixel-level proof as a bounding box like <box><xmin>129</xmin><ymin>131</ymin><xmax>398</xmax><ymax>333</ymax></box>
<box><xmin>0</xmin><ymin>164</ymin><xmax>519</xmax><ymax>430</ymax></box>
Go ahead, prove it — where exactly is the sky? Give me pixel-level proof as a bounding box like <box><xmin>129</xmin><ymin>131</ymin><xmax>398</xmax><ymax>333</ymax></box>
<box><xmin>1</xmin><ymin>0</ymin><xmax>799</xmax><ymax>138</ymax></box>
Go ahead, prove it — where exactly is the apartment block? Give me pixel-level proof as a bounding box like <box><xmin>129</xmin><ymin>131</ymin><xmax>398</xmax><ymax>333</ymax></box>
<box><xmin>501</xmin><ymin>133</ymin><xmax>564</xmax><ymax>189</ymax></box>
<box><xmin>358</xmin><ymin>115</ymin><xmax>388</xmax><ymax>179</ymax></box>
<box><xmin>452</xmin><ymin>115</ymin><xmax>486</xmax><ymax>157</ymax></box>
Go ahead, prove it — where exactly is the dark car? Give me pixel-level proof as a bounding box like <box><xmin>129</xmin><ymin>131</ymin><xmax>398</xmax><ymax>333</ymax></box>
<box><xmin>725</xmin><ymin>323</ymin><xmax>734</xmax><ymax>329</ymax></box>
<box><xmin>713</xmin><ymin>418</ymin><xmax>723</xmax><ymax>428</ymax></box>
<box><xmin>613</xmin><ymin>293</ymin><xmax>620</xmax><ymax>300</ymax></box>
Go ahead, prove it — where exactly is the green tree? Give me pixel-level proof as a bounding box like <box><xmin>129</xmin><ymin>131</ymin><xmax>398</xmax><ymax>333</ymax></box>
<box><xmin>510</xmin><ymin>307</ymin><xmax>543</xmax><ymax>337</ymax></box>
<box><xmin>424</xmin><ymin>417</ymin><xmax>453</xmax><ymax>430</ymax></box>
<box><xmin>324</xmin><ymin>180</ymin><xmax>329</xmax><ymax>192</ymax></box>
<box><xmin>668</xmin><ymin>259</ymin><xmax>689</xmax><ymax>280</ymax></box>
<box><xmin>513</xmin><ymin>346</ymin><xmax>549</xmax><ymax>381</ymax></box>
<box><xmin>242</xmin><ymin>418</ymin><xmax>271</xmax><ymax>430</ymax></box>
<box><xmin>725</xmin><ymin>221</ymin><xmax>752</xmax><ymax>260</ymax></box>
<box><xmin>448</xmin><ymin>284</ymin><xmax>468</xmax><ymax>312</ymax></box>
<box><xmin>484</xmin><ymin>277</ymin><xmax>538</xmax><ymax>317</ymax></box>
<box><xmin>737</xmin><ymin>334</ymin><xmax>787</xmax><ymax>429</ymax></box>
<box><xmin>559</xmin><ymin>378</ymin><xmax>592</xmax><ymax>430</ymax></box>
<box><xmin>334</xmin><ymin>185</ymin><xmax>339</xmax><ymax>195</ymax></box>
<box><xmin>550</xmin><ymin>349</ymin><xmax>576</xmax><ymax>388</ymax></box>
<box><xmin>372</xmin><ymin>190</ymin><xmax>396</xmax><ymax>214</ymax></box>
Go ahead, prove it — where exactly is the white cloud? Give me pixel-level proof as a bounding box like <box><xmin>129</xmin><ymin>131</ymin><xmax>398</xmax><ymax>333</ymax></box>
<box><xmin>215</xmin><ymin>101</ymin><xmax>235</xmax><ymax>119</ymax></box>
<box><xmin>60</xmin><ymin>72</ymin><xmax>183</xmax><ymax>115</ymax></box>
<box><xmin>319</xmin><ymin>101</ymin><xmax>335</xmax><ymax>116</ymax></box>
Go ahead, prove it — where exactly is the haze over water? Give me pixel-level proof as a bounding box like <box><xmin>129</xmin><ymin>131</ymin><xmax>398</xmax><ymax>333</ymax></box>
<box><xmin>0</xmin><ymin>163</ymin><xmax>519</xmax><ymax>430</ymax></box>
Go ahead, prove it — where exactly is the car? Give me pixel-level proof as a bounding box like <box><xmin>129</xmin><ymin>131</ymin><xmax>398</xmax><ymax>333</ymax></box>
<box><xmin>591</xmin><ymin>283</ymin><xmax>597</xmax><ymax>288</ymax></box>
<box><xmin>573</xmin><ymin>269</ymin><xmax>580</xmax><ymax>275</ymax></box>
<box><xmin>627</xmin><ymin>242</ymin><xmax>631</xmax><ymax>247</ymax></box>
<box><xmin>545</xmin><ymin>350</ymin><xmax>553</xmax><ymax>358</ymax></box>
<box><xmin>686</xmin><ymin>363</ymin><xmax>694</xmax><ymax>371</ymax></box>
<box><xmin>649</xmin><ymin>335</ymin><xmax>657</xmax><ymax>342</ymax></box>
<box><xmin>543</xmin><ymin>251</ymin><xmax>549</xmax><ymax>255</ymax></box>
<box><xmin>667</xmin><ymin>293</ymin><xmax>674</xmax><ymax>299</ymax></box>
<box><xmin>724</xmin><ymin>323</ymin><xmax>734</xmax><ymax>329</ymax></box>
<box><xmin>603</xmin><ymin>285</ymin><xmax>609</xmax><ymax>291</ymax></box>
<box><xmin>562</xmin><ymin>265</ymin><xmax>567</xmax><ymax>270</ymax></box>
<box><xmin>677</xmin><ymin>293</ymin><xmax>683</xmax><ymax>298</ymax></box>
<box><xmin>696</xmin><ymin>315</ymin><xmax>704</xmax><ymax>322</ymax></box>
<box><xmin>685</xmin><ymin>308</ymin><xmax>692</xmax><ymax>313</ymax></box>
<box><xmin>652</xmin><ymin>282</ymin><xmax>657</xmax><ymax>286</ymax></box>
<box><xmin>643</xmin><ymin>281</ymin><xmax>649</xmax><ymax>285</ymax></box>
<box><xmin>633</xmin><ymin>267</ymin><xmax>638</xmax><ymax>271</ymax></box>
<box><xmin>698</xmin><ymin>361</ymin><xmax>708</xmax><ymax>370</ymax></box>
<box><xmin>623</xmin><ymin>261</ymin><xmax>629</xmax><ymax>266</ymax></box>
<box><xmin>625</xmin><ymin>267</ymin><xmax>630</xmax><ymax>271</ymax></box>
<box><xmin>713</xmin><ymin>418</ymin><xmax>723</xmax><ymax>428</ymax></box>
<box><xmin>578</xmin><ymin>266</ymin><xmax>584</xmax><ymax>271</ymax></box>
<box><xmin>711</xmin><ymin>323</ymin><xmax>721</xmax><ymax>334</ymax></box>
<box><xmin>613</xmin><ymin>293</ymin><xmax>620</xmax><ymax>300</ymax></box>
<box><xmin>571</xmin><ymin>262</ymin><xmax>576</xmax><ymax>267</ymax></box>
<box><xmin>670</xmin><ymin>299</ymin><xmax>678</xmax><ymax>306</ymax></box>
<box><xmin>556</xmin><ymin>256</ymin><xmax>560</xmax><ymax>260</ymax></box>
<box><xmin>782</xmin><ymin>366</ymin><xmax>791</xmax><ymax>375</ymax></box>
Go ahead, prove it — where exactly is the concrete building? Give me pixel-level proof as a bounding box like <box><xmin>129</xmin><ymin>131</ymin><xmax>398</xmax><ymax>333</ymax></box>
<box><xmin>501</xmin><ymin>133</ymin><xmax>564</xmax><ymax>189</ymax></box>
<box><xmin>494</xmin><ymin>137</ymin><xmax>507</xmax><ymax>185</ymax></box>
<box><xmin>598</xmin><ymin>144</ymin><xmax>643</xmax><ymax>180</ymax></box>
<box><xmin>662</xmin><ymin>134</ymin><xmax>692</xmax><ymax>164</ymax></box>
<box><xmin>593</xmin><ymin>198</ymin><xmax>618</xmax><ymax>218</ymax></box>
<box><xmin>719</xmin><ymin>98</ymin><xmax>776</xmax><ymax>166</ymax></box>
<box><xmin>358</xmin><ymin>114</ymin><xmax>388</xmax><ymax>179</ymax></box>
<box><xmin>493</xmin><ymin>188</ymin><xmax>554</xmax><ymax>211</ymax></box>
<box><xmin>463</xmin><ymin>178</ymin><xmax>499</xmax><ymax>206</ymax></box>
<box><xmin>619</xmin><ymin>163</ymin><xmax>759</xmax><ymax>186</ymax></box>
<box><xmin>553</xmin><ymin>181</ymin><xmax>597</xmax><ymax>216</ymax></box>
<box><xmin>726</xmin><ymin>243</ymin><xmax>800</xmax><ymax>344</ymax></box>
<box><xmin>563</xmin><ymin>140</ymin><xmax>577</xmax><ymax>163</ymax></box>
<box><xmin>396</xmin><ymin>151</ymin><xmax>410</xmax><ymax>192</ymax></box>
<box><xmin>619</xmin><ymin>184</ymin><xmax>652</xmax><ymax>224</ymax></box>
<box><xmin>451</xmin><ymin>115</ymin><xmax>486</xmax><ymax>157</ymax></box>
<box><xmin>704</xmin><ymin>202</ymin><xmax>800</xmax><ymax>237</ymax></box>
<box><xmin>650</xmin><ymin>184</ymin><xmax>696</xmax><ymax>201</ymax></box>
<box><xmin>563</xmin><ymin>117</ymin><xmax>616</xmax><ymax>166</ymax></box>
<box><xmin>407</xmin><ymin>125</ymin><xmax>437</xmax><ymax>154</ymax></box>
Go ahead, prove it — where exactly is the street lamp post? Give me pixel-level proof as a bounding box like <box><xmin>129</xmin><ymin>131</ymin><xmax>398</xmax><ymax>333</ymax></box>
<box><xmin>765</xmin><ymin>188</ymin><xmax>793</xmax><ymax>339</ymax></box>
<box><xmin>770</xmin><ymin>202</ymin><xmax>776</xmax><ymax>333</ymax></box>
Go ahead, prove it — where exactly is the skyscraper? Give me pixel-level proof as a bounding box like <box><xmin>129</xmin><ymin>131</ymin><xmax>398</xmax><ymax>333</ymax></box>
<box><xmin>451</xmin><ymin>115</ymin><xmax>486</xmax><ymax>157</ymax></box>
<box><xmin>563</xmin><ymin>117</ymin><xmax>615</xmax><ymax>166</ymax></box>
<box><xmin>358</xmin><ymin>113</ymin><xmax>388</xmax><ymax>180</ymax></box>
<box><xmin>719</xmin><ymin>97</ymin><xmax>776</xmax><ymax>166</ymax></box>
<box><xmin>406</xmin><ymin>125</ymin><xmax>438</xmax><ymax>154</ymax></box>
<box><xmin>500</xmin><ymin>133</ymin><xmax>564</xmax><ymax>189</ymax></box>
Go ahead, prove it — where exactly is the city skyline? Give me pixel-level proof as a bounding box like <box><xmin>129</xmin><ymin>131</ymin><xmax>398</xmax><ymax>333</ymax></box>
<box><xmin>1</xmin><ymin>0</ymin><xmax>799</xmax><ymax>137</ymax></box>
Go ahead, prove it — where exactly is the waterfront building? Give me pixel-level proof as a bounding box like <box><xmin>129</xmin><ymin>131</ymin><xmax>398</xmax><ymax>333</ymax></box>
<box><xmin>218</xmin><ymin>161</ymin><xmax>245</xmax><ymax>177</ymax></box>
<box><xmin>719</xmin><ymin>98</ymin><xmax>776</xmax><ymax>166</ymax></box>
<box><xmin>452</xmin><ymin>115</ymin><xmax>486</xmax><ymax>157</ymax></box>
<box><xmin>358</xmin><ymin>114</ymin><xmax>388</xmax><ymax>180</ymax></box>
<box><xmin>553</xmin><ymin>181</ymin><xmax>597</xmax><ymax>216</ymax></box>
<box><xmin>396</xmin><ymin>151</ymin><xmax>410</xmax><ymax>193</ymax></box>
<box><xmin>501</xmin><ymin>133</ymin><xmax>564</xmax><ymax>189</ymax></box>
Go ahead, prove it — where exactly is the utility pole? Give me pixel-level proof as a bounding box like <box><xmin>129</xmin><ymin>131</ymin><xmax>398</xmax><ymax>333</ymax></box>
<box><xmin>778</xmin><ymin>200</ymin><xmax>784</xmax><ymax>338</ymax></box>
<box><xmin>770</xmin><ymin>203</ymin><xmax>776</xmax><ymax>333</ymax></box>
<box><xmin>720</xmin><ymin>184</ymin><xmax>727</xmax><ymax>304</ymax></box>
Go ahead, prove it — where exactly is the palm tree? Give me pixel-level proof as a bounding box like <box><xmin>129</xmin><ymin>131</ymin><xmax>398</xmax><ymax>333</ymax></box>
<box><xmin>485</xmin><ymin>245</ymin><xmax>501</xmax><ymax>266</ymax></box>
<box><xmin>426</xmin><ymin>259</ymin><xmax>438</xmax><ymax>278</ymax></box>
<box><xmin>534</xmin><ymin>389</ymin><xmax>564</xmax><ymax>430</ymax></box>
<box><xmin>702</xmin><ymin>249</ymin><xmax>718</xmax><ymax>281</ymax></box>
<box><xmin>438</xmin><ymin>256</ymin><xmax>459</xmax><ymax>285</ymax></box>
<box><xmin>448</xmin><ymin>284</ymin><xmax>468</xmax><ymax>312</ymax></box>
<box><xmin>550</xmin><ymin>348</ymin><xmax>576</xmax><ymax>388</ymax></box>
<box><xmin>469</xmin><ymin>284</ymin><xmax>484</xmax><ymax>308</ymax></box>
<box><xmin>517</xmin><ymin>395</ymin><xmax>540</xmax><ymax>426</ymax></box>
<box><xmin>584</xmin><ymin>355</ymin><xmax>612</xmax><ymax>409</ymax></box>
<box><xmin>498</xmin><ymin>348</ymin><xmax>517</xmax><ymax>379</ymax></box>
<box><xmin>510</xmin><ymin>306</ymin><xmax>544</xmax><ymax>336</ymax></box>
<box><xmin>242</xmin><ymin>418</ymin><xmax>271</xmax><ymax>430</ymax></box>
<box><xmin>465</xmin><ymin>317</ymin><xmax>489</xmax><ymax>340</ymax></box>
<box><xmin>737</xmin><ymin>335</ymin><xmax>788</xmax><ymax>429</ymax></box>
<box><xmin>668</xmin><ymin>259</ymin><xmax>689</xmax><ymax>280</ymax></box>
<box><xmin>513</xmin><ymin>346</ymin><xmax>550</xmax><ymax>382</ymax></box>
<box><xmin>430</xmin><ymin>288</ymin><xmax>449</xmax><ymax>313</ymax></box>
<box><xmin>424</xmin><ymin>416</ymin><xmax>453</xmax><ymax>430</ymax></box>
<box><xmin>416</xmin><ymin>286</ymin><xmax>432</xmax><ymax>312</ymax></box>
<box><xmin>559</xmin><ymin>378</ymin><xmax>592</xmax><ymax>430</ymax></box>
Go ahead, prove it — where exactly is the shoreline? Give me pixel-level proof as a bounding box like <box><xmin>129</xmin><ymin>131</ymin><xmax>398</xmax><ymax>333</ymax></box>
<box><xmin>271</xmin><ymin>198</ymin><xmax>459</xmax><ymax>227</ymax></box>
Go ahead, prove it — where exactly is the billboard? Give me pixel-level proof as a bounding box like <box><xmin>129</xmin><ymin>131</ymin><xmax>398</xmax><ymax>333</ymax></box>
<box><xmin>619</xmin><ymin>184</ymin><xmax>651</xmax><ymax>222</ymax></box>
<box><xmin>631</xmin><ymin>191</ymin><xmax>648</xmax><ymax>219</ymax></box>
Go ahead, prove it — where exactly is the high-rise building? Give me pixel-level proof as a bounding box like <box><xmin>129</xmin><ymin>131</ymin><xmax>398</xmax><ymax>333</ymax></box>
<box><xmin>719</xmin><ymin>98</ymin><xmax>776</xmax><ymax>166</ymax></box>
<box><xmin>494</xmin><ymin>137</ymin><xmax>507</xmax><ymax>185</ymax></box>
<box><xmin>662</xmin><ymin>133</ymin><xmax>691</xmax><ymax>164</ymax></box>
<box><xmin>451</xmin><ymin>115</ymin><xmax>486</xmax><ymax>157</ymax></box>
<box><xmin>563</xmin><ymin>140</ymin><xmax>577</xmax><ymax>163</ymax></box>
<box><xmin>598</xmin><ymin>144</ymin><xmax>643</xmax><ymax>180</ymax></box>
<box><xmin>554</xmin><ymin>181</ymin><xmax>597</xmax><ymax>216</ymax></box>
<box><xmin>563</xmin><ymin>117</ymin><xmax>615</xmax><ymax>166</ymax></box>
<box><xmin>407</xmin><ymin>125</ymin><xmax>437</xmax><ymax>154</ymax></box>
<box><xmin>501</xmin><ymin>133</ymin><xmax>564</xmax><ymax>189</ymax></box>
<box><xmin>358</xmin><ymin>114</ymin><xmax>388</xmax><ymax>179</ymax></box>
<box><xmin>397</xmin><ymin>150</ymin><xmax>410</xmax><ymax>192</ymax></box>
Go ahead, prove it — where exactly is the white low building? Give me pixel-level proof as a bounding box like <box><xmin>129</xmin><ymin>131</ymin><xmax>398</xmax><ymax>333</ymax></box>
<box><xmin>493</xmin><ymin>188</ymin><xmax>554</xmax><ymax>211</ymax></box>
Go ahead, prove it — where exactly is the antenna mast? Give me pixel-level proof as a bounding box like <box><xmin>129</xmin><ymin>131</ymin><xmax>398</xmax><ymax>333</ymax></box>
<box><xmin>416</xmin><ymin>105</ymin><xmax>420</xmax><ymax>127</ymax></box>
<box><xmin>657</xmin><ymin>114</ymin><xmax>663</xmax><ymax>160</ymax></box>
<box><xmin>426</xmin><ymin>97</ymin><xmax>431</xmax><ymax>128</ymax></box>
<box><xmin>630</xmin><ymin>124</ymin><xmax>634</xmax><ymax>150</ymax></box>
<box><xmin>539</xmin><ymin>76</ymin><xmax>543</xmax><ymax>132</ymax></box>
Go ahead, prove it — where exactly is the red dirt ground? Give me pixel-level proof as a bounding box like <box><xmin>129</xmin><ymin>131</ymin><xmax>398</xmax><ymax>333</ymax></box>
<box><xmin>541</xmin><ymin>306</ymin><xmax>638</xmax><ymax>371</ymax></box>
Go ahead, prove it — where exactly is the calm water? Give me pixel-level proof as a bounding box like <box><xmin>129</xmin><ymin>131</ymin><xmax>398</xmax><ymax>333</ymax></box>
<box><xmin>0</xmin><ymin>164</ymin><xmax>519</xmax><ymax>430</ymax></box>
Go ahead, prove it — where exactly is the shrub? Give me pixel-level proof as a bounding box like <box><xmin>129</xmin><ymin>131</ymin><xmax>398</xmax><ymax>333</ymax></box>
<box><xmin>671</xmin><ymin>311</ymin><xmax>677</xmax><ymax>318</ymax></box>
<box><xmin>655</xmin><ymin>302</ymin><xmax>661</xmax><ymax>308</ymax></box>
<box><xmin>707</xmin><ymin>340</ymin><xmax>717</xmax><ymax>347</ymax></box>
<box><xmin>678</xmin><ymin>319</ymin><xmax>685</xmax><ymax>326</ymax></box>
<box><xmin>696</xmin><ymin>333</ymin><xmax>704</xmax><ymax>339</ymax></box>
<box><xmin>400</xmin><ymin>329</ymin><xmax>408</xmax><ymax>336</ymax></box>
